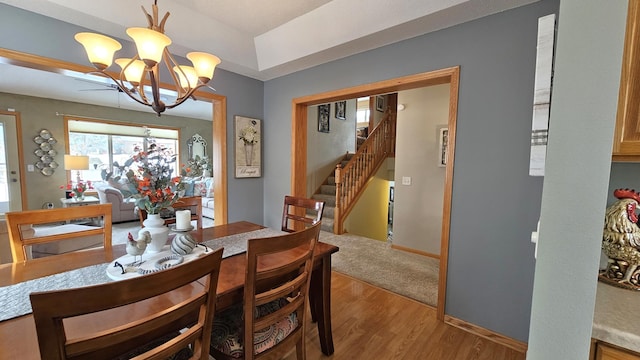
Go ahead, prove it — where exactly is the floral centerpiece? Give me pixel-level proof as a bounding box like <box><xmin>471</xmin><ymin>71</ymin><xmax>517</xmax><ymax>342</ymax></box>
<box><xmin>124</xmin><ymin>143</ymin><xmax>183</xmax><ymax>215</ymax></box>
<box><xmin>60</xmin><ymin>180</ymin><xmax>93</xmax><ymax>200</ymax></box>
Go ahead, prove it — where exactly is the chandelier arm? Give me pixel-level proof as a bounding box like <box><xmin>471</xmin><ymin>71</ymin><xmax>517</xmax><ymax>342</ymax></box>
<box><xmin>93</xmin><ymin>71</ymin><xmax>150</xmax><ymax>107</ymax></box>
<box><xmin>165</xmin><ymin>85</ymin><xmax>206</xmax><ymax>110</ymax></box>
<box><xmin>162</xmin><ymin>49</ymin><xmax>188</xmax><ymax>99</ymax></box>
<box><xmin>136</xmin><ymin>79</ymin><xmax>150</xmax><ymax>105</ymax></box>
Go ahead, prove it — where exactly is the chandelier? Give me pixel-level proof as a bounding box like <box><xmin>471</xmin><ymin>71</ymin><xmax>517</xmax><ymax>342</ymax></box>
<box><xmin>74</xmin><ymin>1</ymin><xmax>220</xmax><ymax>116</ymax></box>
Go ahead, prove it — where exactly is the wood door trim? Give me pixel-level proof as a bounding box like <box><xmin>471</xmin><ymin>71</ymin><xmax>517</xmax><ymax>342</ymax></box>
<box><xmin>0</xmin><ymin>48</ymin><xmax>227</xmax><ymax>224</ymax></box>
<box><xmin>291</xmin><ymin>66</ymin><xmax>460</xmax><ymax>320</ymax></box>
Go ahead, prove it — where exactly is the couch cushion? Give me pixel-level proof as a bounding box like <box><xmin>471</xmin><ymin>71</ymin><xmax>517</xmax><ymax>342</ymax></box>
<box><xmin>182</xmin><ymin>179</ymin><xmax>195</xmax><ymax>197</ymax></box>
<box><xmin>194</xmin><ymin>180</ymin><xmax>208</xmax><ymax>197</ymax></box>
<box><xmin>205</xmin><ymin>177</ymin><xmax>214</xmax><ymax>198</ymax></box>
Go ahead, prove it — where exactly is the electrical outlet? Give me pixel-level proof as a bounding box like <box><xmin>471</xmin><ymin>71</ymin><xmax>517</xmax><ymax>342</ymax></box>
<box><xmin>402</xmin><ymin>176</ymin><xmax>411</xmax><ymax>185</ymax></box>
<box><xmin>27</xmin><ymin>164</ymin><xmax>35</xmax><ymax>172</ymax></box>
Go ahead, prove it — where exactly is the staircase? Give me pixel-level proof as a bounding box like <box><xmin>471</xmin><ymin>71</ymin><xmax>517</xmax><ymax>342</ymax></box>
<box><xmin>311</xmin><ymin>111</ymin><xmax>396</xmax><ymax>234</ymax></box>
<box><xmin>312</xmin><ymin>154</ymin><xmax>353</xmax><ymax>233</ymax></box>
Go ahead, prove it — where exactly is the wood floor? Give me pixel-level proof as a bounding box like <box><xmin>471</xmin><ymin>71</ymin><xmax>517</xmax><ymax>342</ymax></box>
<box><xmin>285</xmin><ymin>272</ymin><xmax>526</xmax><ymax>360</ymax></box>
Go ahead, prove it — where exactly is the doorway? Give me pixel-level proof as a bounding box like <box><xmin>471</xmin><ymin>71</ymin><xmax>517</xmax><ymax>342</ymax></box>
<box><xmin>0</xmin><ymin>111</ymin><xmax>25</xmax><ymax>214</ymax></box>
<box><xmin>290</xmin><ymin>67</ymin><xmax>459</xmax><ymax>319</ymax></box>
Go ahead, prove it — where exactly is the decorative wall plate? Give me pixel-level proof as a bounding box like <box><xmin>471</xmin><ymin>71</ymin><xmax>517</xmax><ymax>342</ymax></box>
<box><xmin>48</xmin><ymin>138</ymin><xmax>57</xmax><ymax>145</ymax></box>
<box><xmin>34</xmin><ymin>149</ymin><xmax>44</xmax><ymax>156</ymax></box>
<box><xmin>41</xmin><ymin>167</ymin><xmax>54</xmax><ymax>176</ymax></box>
<box><xmin>33</xmin><ymin>136</ymin><xmax>45</xmax><ymax>144</ymax></box>
<box><xmin>35</xmin><ymin>161</ymin><xmax>45</xmax><ymax>169</ymax></box>
<box><xmin>39</xmin><ymin>142</ymin><xmax>51</xmax><ymax>151</ymax></box>
<box><xmin>47</xmin><ymin>149</ymin><xmax>57</xmax><ymax>156</ymax></box>
<box><xmin>40</xmin><ymin>155</ymin><xmax>53</xmax><ymax>163</ymax></box>
<box><xmin>49</xmin><ymin>161</ymin><xmax>59</xmax><ymax>169</ymax></box>
<box><xmin>39</xmin><ymin>129</ymin><xmax>51</xmax><ymax>139</ymax></box>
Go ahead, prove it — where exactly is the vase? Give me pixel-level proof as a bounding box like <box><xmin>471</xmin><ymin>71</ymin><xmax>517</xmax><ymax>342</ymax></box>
<box><xmin>171</xmin><ymin>233</ymin><xmax>198</xmax><ymax>255</ymax></box>
<box><xmin>244</xmin><ymin>143</ymin><xmax>254</xmax><ymax>166</ymax></box>
<box><xmin>75</xmin><ymin>192</ymin><xmax>84</xmax><ymax>200</ymax></box>
<box><xmin>139</xmin><ymin>213</ymin><xmax>169</xmax><ymax>253</ymax></box>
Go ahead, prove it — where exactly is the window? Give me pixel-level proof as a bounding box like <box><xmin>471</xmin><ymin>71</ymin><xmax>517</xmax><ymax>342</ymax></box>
<box><xmin>66</xmin><ymin>118</ymin><xmax>179</xmax><ymax>183</ymax></box>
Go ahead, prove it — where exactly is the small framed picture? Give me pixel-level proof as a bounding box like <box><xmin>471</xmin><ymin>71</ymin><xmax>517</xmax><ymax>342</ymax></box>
<box><xmin>318</xmin><ymin>104</ymin><xmax>330</xmax><ymax>133</ymax></box>
<box><xmin>335</xmin><ymin>101</ymin><xmax>346</xmax><ymax>120</ymax></box>
<box><xmin>376</xmin><ymin>95</ymin><xmax>385</xmax><ymax>112</ymax></box>
<box><xmin>437</xmin><ymin>125</ymin><xmax>449</xmax><ymax>167</ymax></box>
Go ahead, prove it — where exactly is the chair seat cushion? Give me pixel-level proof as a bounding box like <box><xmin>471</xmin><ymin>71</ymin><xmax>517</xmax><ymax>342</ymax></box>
<box><xmin>211</xmin><ymin>298</ymin><xmax>298</xmax><ymax>358</ymax></box>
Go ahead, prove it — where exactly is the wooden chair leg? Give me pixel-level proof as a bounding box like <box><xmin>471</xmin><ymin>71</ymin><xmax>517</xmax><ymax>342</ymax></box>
<box><xmin>296</xmin><ymin>335</ymin><xmax>305</xmax><ymax>360</ymax></box>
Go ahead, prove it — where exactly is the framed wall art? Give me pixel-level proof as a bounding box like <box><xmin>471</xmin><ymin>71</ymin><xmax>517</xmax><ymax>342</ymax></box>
<box><xmin>376</xmin><ymin>95</ymin><xmax>385</xmax><ymax>112</ymax></box>
<box><xmin>318</xmin><ymin>104</ymin><xmax>330</xmax><ymax>133</ymax></box>
<box><xmin>335</xmin><ymin>101</ymin><xmax>346</xmax><ymax>120</ymax></box>
<box><xmin>234</xmin><ymin>115</ymin><xmax>261</xmax><ymax>178</ymax></box>
<box><xmin>437</xmin><ymin>125</ymin><xmax>448</xmax><ymax>167</ymax></box>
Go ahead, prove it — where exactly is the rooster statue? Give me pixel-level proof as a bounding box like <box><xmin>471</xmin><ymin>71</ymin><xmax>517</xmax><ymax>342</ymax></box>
<box><xmin>126</xmin><ymin>231</ymin><xmax>152</xmax><ymax>266</ymax></box>
<box><xmin>601</xmin><ymin>188</ymin><xmax>640</xmax><ymax>290</ymax></box>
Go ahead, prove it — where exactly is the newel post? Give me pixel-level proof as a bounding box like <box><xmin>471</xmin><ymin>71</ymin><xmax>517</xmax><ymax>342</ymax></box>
<box><xmin>334</xmin><ymin>164</ymin><xmax>342</xmax><ymax>234</ymax></box>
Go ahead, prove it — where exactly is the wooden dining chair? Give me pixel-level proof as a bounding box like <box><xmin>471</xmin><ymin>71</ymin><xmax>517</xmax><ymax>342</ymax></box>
<box><xmin>210</xmin><ymin>222</ymin><xmax>321</xmax><ymax>360</ymax></box>
<box><xmin>29</xmin><ymin>247</ymin><xmax>224</xmax><ymax>360</ymax></box>
<box><xmin>139</xmin><ymin>196</ymin><xmax>203</xmax><ymax>229</ymax></box>
<box><xmin>281</xmin><ymin>195</ymin><xmax>325</xmax><ymax>233</ymax></box>
<box><xmin>6</xmin><ymin>203</ymin><xmax>113</xmax><ymax>263</ymax></box>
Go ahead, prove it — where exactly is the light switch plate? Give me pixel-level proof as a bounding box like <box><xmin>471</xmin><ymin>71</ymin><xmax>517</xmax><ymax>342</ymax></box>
<box><xmin>27</xmin><ymin>164</ymin><xmax>34</xmax><ymax>172</ymax></box>
<box><xmin>402</xmin><ymin>176</ymin><xmax>411</xmax><ymax>185</ymax></box>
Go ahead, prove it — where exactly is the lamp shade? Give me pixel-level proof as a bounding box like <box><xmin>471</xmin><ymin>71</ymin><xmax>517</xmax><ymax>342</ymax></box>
<box><xmin>126</xmin><ymin>27</ymin><xmax>171</xmax><ymax>66</ymax></box>
<box><xmin>74</xmin><ymin>32</ymin><xmax>122</xmax><ymax>70</ymax></box>
<box><xmin>187</xmin><ymin>52</ymin><xmax>221</xmax><ymax>82</ymax></box>
<box><xmin>115</xmin><ymin>58</ymin><xmax>146</xmax><ymax>85</ymax></box>
<box><xmin>173</xmin><ymin>65</ymin><xmax>198</xmax><ymax>89</ymax></box>
<box><xmin>64</xmin><ymin>155</ymin><xmax>90</xmax><ymax>171</ymax></box>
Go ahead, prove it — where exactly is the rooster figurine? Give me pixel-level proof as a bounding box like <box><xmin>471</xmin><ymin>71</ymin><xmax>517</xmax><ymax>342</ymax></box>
<box><xmin>126</xmin><ymin>231</ymin><xmax>152</xmax><ymax>266</ymax></box>
<box><xmin>601</xmin><ymin>188</ymin><xmax>640</xmax><ymax>290</ymax></box>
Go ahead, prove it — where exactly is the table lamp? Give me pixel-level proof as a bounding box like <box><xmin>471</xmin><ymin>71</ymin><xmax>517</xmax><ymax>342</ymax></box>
<box><xmin>64</xmin><ymin>155</ymin><xmax>90</xmax><ymax>184</ymax></box>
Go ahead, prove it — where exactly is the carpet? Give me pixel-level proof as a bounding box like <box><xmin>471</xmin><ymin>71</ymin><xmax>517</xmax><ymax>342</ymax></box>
<box><xmin>318</xmin><ymin>231</ymin><xmax>439</xmax><ymax>307</ymax></box>
<box><xmin>111</xmin><ymin>222</ymin><xmax>439</xmax><ymax>307</ymax></box>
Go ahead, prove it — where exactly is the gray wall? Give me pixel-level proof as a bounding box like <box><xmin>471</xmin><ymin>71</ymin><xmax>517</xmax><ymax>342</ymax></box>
<box><xmin>264</xmin><ymin>0</ymin><xmax>558</xmax><ymax>341</ymax></box>
<box><xmin>306</xmin><ymin>102</ymin><xmax>356</xmax><ymax>197</ymax></box>
<box><xmin>528</xmin><ymin>1</ymin><xmax>627</xmax><ymax>358</ymax></box>
<box><xmin>0</xmin><ymin>3</ymin><xmax>265</xmax><ymax>225</ymax></box>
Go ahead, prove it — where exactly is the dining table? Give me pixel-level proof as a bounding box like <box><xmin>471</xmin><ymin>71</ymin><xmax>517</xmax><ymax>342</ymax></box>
<box><xmin>0</xmin><ymin>221</ymin><xmax>339</xmax><ymax>359</ymax></box>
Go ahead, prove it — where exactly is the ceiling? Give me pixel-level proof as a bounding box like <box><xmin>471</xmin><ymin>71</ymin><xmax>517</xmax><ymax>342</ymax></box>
<box><xmin>0</xmin><ymin>0</ymin><xmax>538</xmax><ymax>119</ymax></box>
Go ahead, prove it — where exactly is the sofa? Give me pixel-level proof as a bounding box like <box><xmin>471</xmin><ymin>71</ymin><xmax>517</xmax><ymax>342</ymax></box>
<box><xmin>182</xmin><ymin>176</ymin><xmax>214</xmax><ymax>219</ymax></box>
<box><xmin>94</xmin><ymin>182</ymin><xmax>139</xmax><ymax>223</ymax></box>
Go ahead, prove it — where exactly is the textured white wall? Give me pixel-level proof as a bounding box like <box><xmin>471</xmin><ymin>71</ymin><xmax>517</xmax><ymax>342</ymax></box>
<box><xmin>393</xmin><ymin>84</ymin><xmax>449</xmax><ymax>254</ymax></box>
<box><xmin>527</xmin><ymin>0</ymin><xmax>626</xmax><ymax>358</ymax></box>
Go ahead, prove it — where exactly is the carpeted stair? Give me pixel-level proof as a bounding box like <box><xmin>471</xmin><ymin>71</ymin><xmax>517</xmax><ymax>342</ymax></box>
<box><xmin>311</xmin><ymin>155</ymin><xmax>353</xmax><ymax>233</ymax></box>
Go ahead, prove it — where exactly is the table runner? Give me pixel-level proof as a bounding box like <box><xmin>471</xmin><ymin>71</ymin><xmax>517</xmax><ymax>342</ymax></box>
<box><xmin>0</xmin><ymin>227</ymin><xmax>284</xmax><ymax>322</ymax></box>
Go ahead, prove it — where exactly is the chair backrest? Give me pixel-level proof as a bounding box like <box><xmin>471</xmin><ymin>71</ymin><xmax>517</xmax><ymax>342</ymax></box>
<box><xmin>6</xmin><ymin>203</ymin><xmax>113</xmax><ymax>263</ymax></box>
<box><xmin>30</xmin><ymin>247</ymin><xmax>224</xmax><ymax>360</ymax></box>
<box><xmin>139</xmin><ymin>196</ymin><xmax>203</xmax><ymax>229</ymax></box>
<box><xmin>281</xmin><ymin>195</ymin><xmax>325</xmax><ymax>233</ymax></box>
<box><xmin>244</xmin><ymin>222</ymin><xmax>320</xmax><ymax>359</ymax></box>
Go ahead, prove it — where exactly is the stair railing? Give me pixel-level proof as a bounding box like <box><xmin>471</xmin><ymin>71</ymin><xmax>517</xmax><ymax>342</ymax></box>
<box><xmin>334</xmin><ymin>110</ymin><xmax>396</xmax><ymax>233</ymax></box>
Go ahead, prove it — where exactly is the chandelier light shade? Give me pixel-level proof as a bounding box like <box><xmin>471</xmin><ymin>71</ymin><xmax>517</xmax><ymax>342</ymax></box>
<box><xmin>74</xmin><ymin>1</ymin><xmax>221</xmax><ymax>116</ymax></box>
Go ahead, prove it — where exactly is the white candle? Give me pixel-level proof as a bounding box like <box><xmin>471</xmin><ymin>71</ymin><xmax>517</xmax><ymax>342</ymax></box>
<box><xmin>175</xmin><ymin>210</ymin><xmax>191</xmax><ymax>230</ymax></box>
